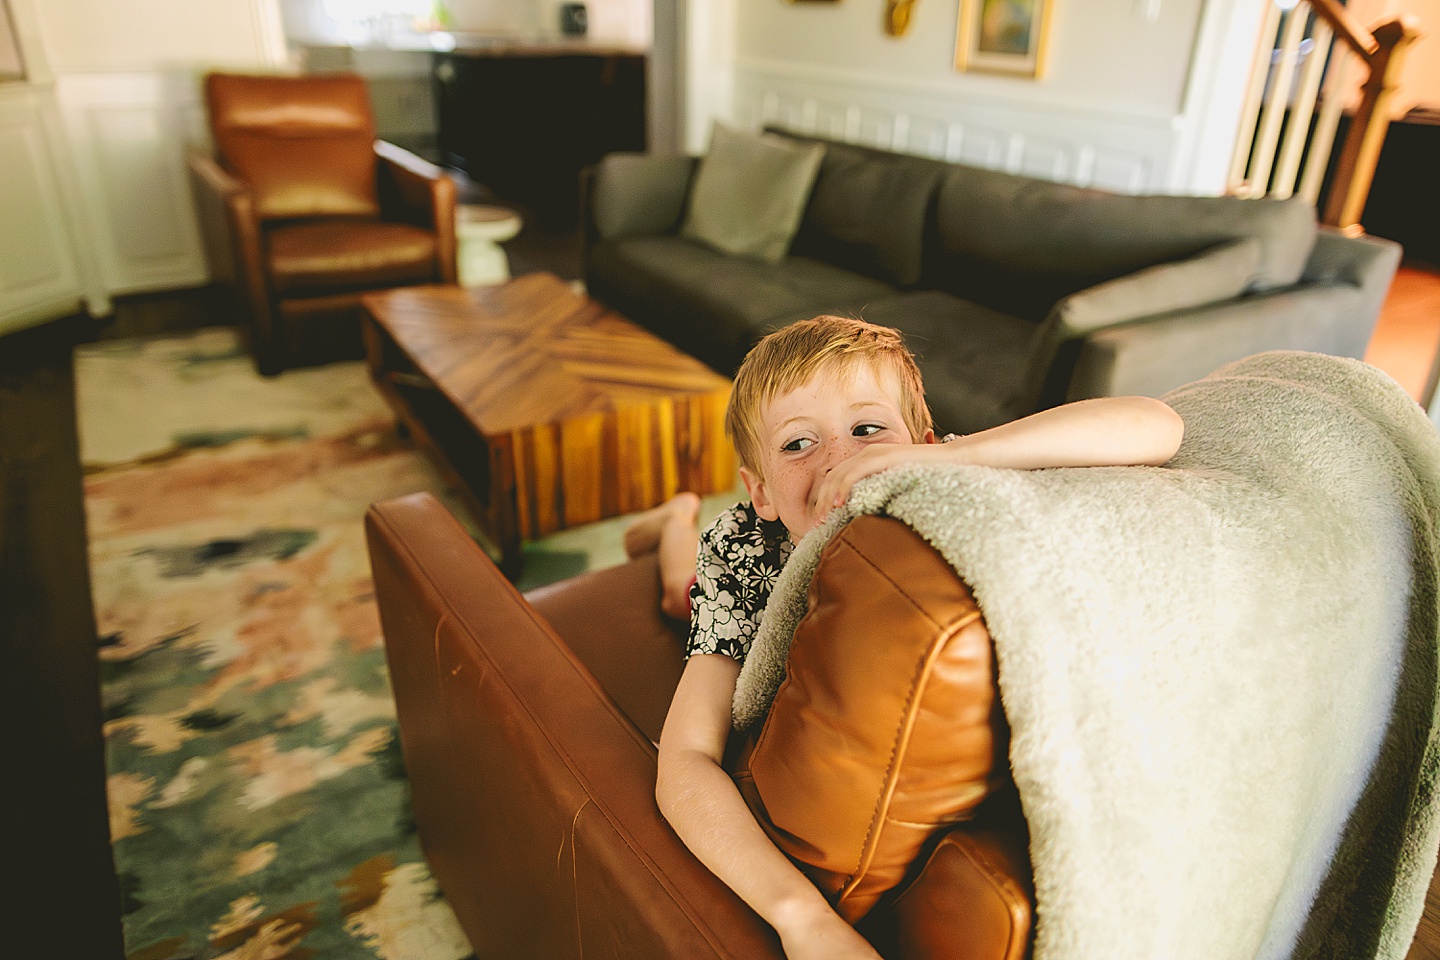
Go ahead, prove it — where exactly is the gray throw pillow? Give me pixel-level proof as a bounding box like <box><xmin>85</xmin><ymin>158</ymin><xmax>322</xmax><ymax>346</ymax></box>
<box><xmin>681</xmin><ymin>123</ymin><xmax>824</xmax><ymax>264</ymax></box>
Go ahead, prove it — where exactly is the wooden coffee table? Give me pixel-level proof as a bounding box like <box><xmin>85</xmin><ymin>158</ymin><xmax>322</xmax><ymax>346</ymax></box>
<box><xmin>362</xmin><ymin>274</ymin><xmax>737</xmax><ymax>577</ymax></box>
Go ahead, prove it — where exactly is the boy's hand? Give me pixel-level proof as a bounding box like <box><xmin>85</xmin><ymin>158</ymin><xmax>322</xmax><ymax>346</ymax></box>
<box><xmin>809</xmin><ymin>442</ymin><xmax>953</xmax><ymax>530</ymax></box>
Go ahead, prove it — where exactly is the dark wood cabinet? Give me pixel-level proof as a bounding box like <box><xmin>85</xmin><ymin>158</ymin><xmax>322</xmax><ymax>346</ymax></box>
<box><xmin>434</xmin><ymin>48</ymin><xmax>646</xmax><ymax>227</ymax></box>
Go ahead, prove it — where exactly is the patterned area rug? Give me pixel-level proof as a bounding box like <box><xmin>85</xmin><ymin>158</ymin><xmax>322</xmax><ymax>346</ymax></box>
<box><xmin>77</xmin><ymin>328</ymin><xmax>731</xmax><ymax>960</ymax></box>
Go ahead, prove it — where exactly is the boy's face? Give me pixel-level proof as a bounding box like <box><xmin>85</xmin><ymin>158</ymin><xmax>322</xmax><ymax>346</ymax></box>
<box><xmin>740</xmin><ymin>363</ymin><xmax>933</xmax><ymax>539</ymax></box>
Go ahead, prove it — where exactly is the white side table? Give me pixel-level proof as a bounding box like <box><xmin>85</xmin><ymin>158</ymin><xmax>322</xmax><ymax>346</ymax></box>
<box><xmin>457</xmin><ymin>205</ymin><xmax>523</xmax><ymax>287</ymax></box>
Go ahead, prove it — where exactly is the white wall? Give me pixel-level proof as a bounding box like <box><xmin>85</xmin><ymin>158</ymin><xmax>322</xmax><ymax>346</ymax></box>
<box><xmin>720</xmin><ymin>0</ymin><xmax>1265</xmax><ymax>195</ymax></box>
<box><xmin>736</xmin><ymin>0</ymin><xmax>1202</xmax><ymax>118</ymax></box>
<box><xmin>8</xmin><ymin>0</ymin><xmax>287</xmax><ymax>319</ymax></box>
<box><xmin>32</xmin><ymin>0</ymin><xmax>285</xmax><ymax>73</ymax></box>
<box><xmin>446</xmin><ymin>0</ymin><xmax>650</xmax><ymax>44</ymax></box>
<box><xmin>445</xmin><ymin>0</ymin><xmax>544</xmax><ymax>34</ymax></box>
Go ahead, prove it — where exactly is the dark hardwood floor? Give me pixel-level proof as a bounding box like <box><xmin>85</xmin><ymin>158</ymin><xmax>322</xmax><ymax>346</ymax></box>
<box><xmin>2</xmin><ymin>315</ymin><xmax>124</xmax><ymax>959</ymax></box>
<box><xmin>2</xmin><ymin>258</ymin><xmax>1437</xmax><ymax>958</ymax></box>
<box><xmin>0</xmin><ymin>289</ymin><xmax>223</xmax><ymax>958</ymax></box>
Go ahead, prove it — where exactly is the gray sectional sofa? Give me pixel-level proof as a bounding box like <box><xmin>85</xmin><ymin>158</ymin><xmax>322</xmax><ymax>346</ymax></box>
<box><xmin>582</xmin><ymin>131</ymin><xmax>1402</xmax><ymax>434</ymax></box>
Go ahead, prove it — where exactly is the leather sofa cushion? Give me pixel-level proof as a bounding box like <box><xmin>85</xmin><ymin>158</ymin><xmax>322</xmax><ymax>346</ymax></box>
<box><xmin>861</xmin><ymin>794</ymin><xmax>1034</xmax><ymax>960</ymax></box>
<box><xmin>588</xmin><ymin>235</ymin><xmax>893</xmax><ymax>372</ymax></box>
<box><xmin>927</xmin><ymin>165</ymin><xmax>1317</xmax><ymax>321</ymax></box>
<box><xmin>859</xmin><ymin>291</ymin><xmax>1034</xmax><ymax>435</ymax></box>
<box><xmin>525</xmin><ymin>556</ymin><xmax>687</xmax><ymax>745</ymax></box>
<box><xmin>783</xmin><ymin>134</ymin><xmax>948</xmax><ymax>287</ymax></box>
<box><xmin>206</xmin><ymin>73</ymin><xmax>381</xmax><ymax>221</ymax></box>
<box><xmin>734</xmin><ymin>516</ymin><xmax>1008</xmax><ymax>923</ymax></box>
<box><xmin>266</xmin><ymin>221</ymin><xmax>437</xmax><ymax>296</ymax></box>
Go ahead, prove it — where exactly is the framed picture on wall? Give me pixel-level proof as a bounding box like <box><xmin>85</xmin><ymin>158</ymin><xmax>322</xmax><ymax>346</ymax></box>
<box><xmin>955</xmin><ymin>0</ymin><xmax>1053</xmax><ymax>78</ymax></box>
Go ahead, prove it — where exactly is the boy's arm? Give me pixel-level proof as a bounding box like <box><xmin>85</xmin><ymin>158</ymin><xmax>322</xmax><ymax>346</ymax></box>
<box><xmin>812</xmin><ymin>396</ymin><xmax>1185</xmax><ymax>525</ymax></box>
<box><xmin>941</xmin><ymin>394</ymin><xmax>1184</xmax><ymax>470</ymax></box>
<box><xmin>657</xmin><ymin>654</ymin><xmax>883</xmax><ymax>960</ymax></box>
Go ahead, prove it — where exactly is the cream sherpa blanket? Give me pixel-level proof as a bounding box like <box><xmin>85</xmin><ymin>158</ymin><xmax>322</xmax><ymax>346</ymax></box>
<box><xmin>733</xmin><ymin>351</ymin><xmax>1440</xmax><ymax>960</ymax></box>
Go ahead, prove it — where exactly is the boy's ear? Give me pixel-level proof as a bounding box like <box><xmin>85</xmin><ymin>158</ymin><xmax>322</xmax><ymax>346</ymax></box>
<box><xmin>740</xmin><ymin>466</ymin><xmax>780</xmax><ymax>522</ymax></box>
<box><xmin>922</xmin><ymin>428</ymin><xmax>937</xmax><ymax>444</ymax></box>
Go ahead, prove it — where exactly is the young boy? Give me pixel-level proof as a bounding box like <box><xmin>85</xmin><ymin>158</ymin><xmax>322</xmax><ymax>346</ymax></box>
<box><xmin>631</xmin><ymin>316</ymin><xmax>1183</xmax><ymax>960</ymax></box>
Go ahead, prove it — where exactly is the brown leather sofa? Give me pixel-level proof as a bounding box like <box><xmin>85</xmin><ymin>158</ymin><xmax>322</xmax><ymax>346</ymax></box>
<box><xmin>367</xmin><ymin>491</ymin><xmax>1033</xmax><ymax>960</ymax></box>
<box><xmin>190</xmin><ymin>73</ymin><xmax>458</xmax><ymax>375</ymax></box>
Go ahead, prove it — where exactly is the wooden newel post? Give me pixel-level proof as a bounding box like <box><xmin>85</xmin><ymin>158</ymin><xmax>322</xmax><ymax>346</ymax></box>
<box><xmin>1322</xmin><ymin>15</ymin><xmax>1423</xmax><ymax>235</ymax></box>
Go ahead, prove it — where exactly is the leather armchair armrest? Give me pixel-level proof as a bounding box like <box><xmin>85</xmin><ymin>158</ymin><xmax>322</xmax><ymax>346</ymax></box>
<box><xmin>187</xmin><ymin>150</ymin><xmax>278</xmax><ymax>371</ymax></box>
<box><xmin>1064</xmin><ymin>282</ymin><xmax>1374</xmax><ymax>402</ymax></box>
<box><xmin>375</xmin><ymin>140</ymin><xmax>458</xmax><ymax>283</ymax></box>
<box><xmin>187</xmin><ymin>150</ymin><xmax>249</xmax><ymax>288</ymax></box>
<box><xmin>365</xmin><ymin>492</ymin><xmax>782</xmax><ymax>960</ymax></box>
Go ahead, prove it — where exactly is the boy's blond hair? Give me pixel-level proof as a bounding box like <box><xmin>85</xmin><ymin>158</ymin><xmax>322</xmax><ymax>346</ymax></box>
<box><xmin>726</xmin><ymin>316</ymin><xmax>932</xmax><ymax>477</ymax></box>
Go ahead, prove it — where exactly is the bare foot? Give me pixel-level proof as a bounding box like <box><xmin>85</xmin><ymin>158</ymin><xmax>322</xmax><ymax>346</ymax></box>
<box><xmin>657</xmin><ymin>494</ymin><xmax>702</xmax><ymax>620</ymax></box>
<box><xmin>624</xmin><ymin>493</ymin><xmax>703</xmax><ymax>621</ymax></box>
<box><xmin>624</xmin><ymin>492</ymin><xmax>700</xmax><ymax>559</ymax></box>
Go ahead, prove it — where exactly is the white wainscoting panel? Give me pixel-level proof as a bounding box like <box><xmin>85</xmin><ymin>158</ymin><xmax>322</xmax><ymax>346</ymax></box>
<box><xmin>0</xmin><ymin>87</ymin><xmax>84</xmax><ymax>334</ymax></box>
<box><xmin>733</xmin><ymin>60</ymin><xmax>1182</xmax><ymax>195</ymax></box>
<box><xmin>54</xmin><ymin>72</ymin><xmax>209</xmax><ymax>297</ymax></box>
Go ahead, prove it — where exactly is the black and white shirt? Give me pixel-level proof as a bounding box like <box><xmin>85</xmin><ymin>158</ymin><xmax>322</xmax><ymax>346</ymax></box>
<box><xmin>686</xmin><ymin>501</ymin><xmax>794</xmax><ymax>663</ymax></box>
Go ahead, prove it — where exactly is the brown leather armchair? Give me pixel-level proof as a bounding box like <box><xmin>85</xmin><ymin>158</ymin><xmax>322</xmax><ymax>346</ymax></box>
<box><xmin>366</xmin><ymin>491</ymin><xmax>1033</xmax><ymax>960</ymax></box>
<box><xmin>189</xmin><ymin>72</ymin><xmax>457</xmax><ymax>375</ymax></box>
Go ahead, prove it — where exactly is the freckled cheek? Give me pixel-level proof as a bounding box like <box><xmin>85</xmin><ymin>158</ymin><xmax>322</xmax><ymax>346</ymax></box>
<box><xmin>768</xmin><ymin>461</ymin><xmax>817</xmax><ymax>509</ymax></box>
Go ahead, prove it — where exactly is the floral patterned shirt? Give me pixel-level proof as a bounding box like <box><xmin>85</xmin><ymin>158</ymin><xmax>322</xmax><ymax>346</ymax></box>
<box><xmin>686</xmin><ymin>501</ymin><xmax>795</xmax><ymax>663</ymax></box>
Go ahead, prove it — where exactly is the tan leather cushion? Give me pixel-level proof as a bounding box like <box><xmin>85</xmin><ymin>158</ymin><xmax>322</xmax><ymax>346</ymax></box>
<box><xmin>266</xmin><ymin>221</ymin><xmax>437</xmax><ymax>296</ymax></box>
<box><xmin>733</xmin><ymin>515</ymin><xmax>1009</xmax><ymax>923</ymax></box>
<box><xmin>206</xmin><ymin>72</ymin><xmax>380</xmax><ymax>221</ymax></box>
<box><xmin>888</xmin><ymin>829</ymin><xmax>1032</xmax><ymax>960</ymax></box>
<box><xmin>860</xmin><ymin>792</ymin><xmax>1034</xmax><ymax>960</ymax></box>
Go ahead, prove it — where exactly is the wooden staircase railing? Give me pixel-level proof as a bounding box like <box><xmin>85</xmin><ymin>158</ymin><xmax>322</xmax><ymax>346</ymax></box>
<box><xmin>1227</xmin><ymin>0</ymin><xmax>1422</xmax><ymax>235</ymax></box>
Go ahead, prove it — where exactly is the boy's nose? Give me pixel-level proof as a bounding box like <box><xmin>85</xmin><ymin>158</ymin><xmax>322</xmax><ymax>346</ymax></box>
<box><xmin>820</xmin><ymin>436</ymin><xmax>861</xmax><ymax>472</ymax></box>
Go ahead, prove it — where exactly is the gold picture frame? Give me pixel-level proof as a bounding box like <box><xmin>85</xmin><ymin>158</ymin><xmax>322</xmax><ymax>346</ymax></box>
<box><xmin>955</xmin><ymin>0</ymin><xmax>1053</xmax><ymax>78</ymax></box>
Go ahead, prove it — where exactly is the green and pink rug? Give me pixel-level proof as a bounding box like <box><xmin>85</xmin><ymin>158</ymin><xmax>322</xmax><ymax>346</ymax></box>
<box><xmin>77</xmin><ymin>328</ymin><xmax>731</xmax><ymax>959</ymax></box>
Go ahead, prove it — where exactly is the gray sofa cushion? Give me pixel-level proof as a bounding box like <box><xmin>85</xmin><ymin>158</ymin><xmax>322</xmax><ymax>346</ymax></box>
<box><xmin>927</xmin><ymin>166</ymin><xmax>1317</xmax><ymax>321</ymax></box>
<box><xmin>589</xmin><ymin>235</ymin><xmax>894</xmax><ymax>371</ymax></box>
<box><xmin>857</xmin><ymin>290</ymin><xmax>1035</xmax><ymax>435</ymax></box>
<box><xmin>591</xmin><ymin>153</ymin><xmax>698</xmax><ymax>241</ymax></box>
<box><xmin>780</xmin><ymin>135</ymin><xmax>948</xmax><ymax>287</ymax></box>
<box><xmin>681</xmin><ymin>124</ymin><xmax>825</xmax><ymax>263</ymax></box>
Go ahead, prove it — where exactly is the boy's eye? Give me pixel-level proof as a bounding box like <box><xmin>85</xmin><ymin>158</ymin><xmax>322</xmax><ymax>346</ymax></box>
<box><xmin>854</xmin><ymin>424</ymin><xmax>885</xmax><ymax>438</ymax></box>
<box><xmin>781</xmin><ymin>437</ymin><xmax>815</xmax><ymax>453</ymax></box>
